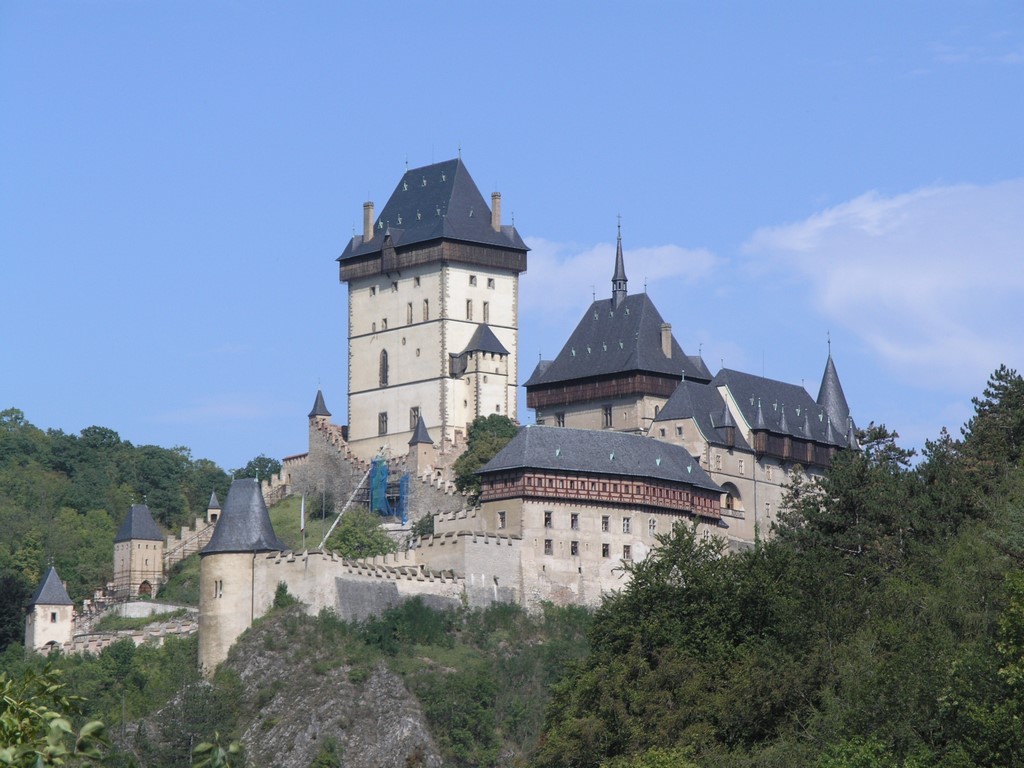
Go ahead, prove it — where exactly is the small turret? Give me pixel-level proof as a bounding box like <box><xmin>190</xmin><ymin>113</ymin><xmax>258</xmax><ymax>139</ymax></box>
<box><xmin>25</xmin><ymin>567</ymin><xmax>74</xmax><ymax>652</ymax></box>
<box><xmin>308</xmin><ymin>389</ymin><xmax>331</xmax><ymax>422</ymax></box>
<box><xmin>817</xmin><ymin>353</ymin><xmax>851</xmax><ymax>432</ymax></box>
<box><xmin>611</xmin><ymin>222</ymin><xmax>627</xmax><ymax>309</ymax></box>
<box><xmin>113</xmin><ymin>504</ymin><xmax>164</xmax><ymax>599</ymax></box>
<box><xmin>206</xmin><ymin>491</ymin><xmax>221</xmax><ymax>524</ymax></box>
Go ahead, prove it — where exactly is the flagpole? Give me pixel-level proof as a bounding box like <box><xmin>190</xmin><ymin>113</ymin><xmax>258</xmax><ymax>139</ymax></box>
<box><xmin>300</xmin><ymin>494</ymin><xmax>306</xmax><ymax>550</ymax></box>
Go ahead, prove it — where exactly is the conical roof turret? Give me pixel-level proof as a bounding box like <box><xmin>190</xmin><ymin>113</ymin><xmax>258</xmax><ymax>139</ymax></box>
<box><xmin>114</xmin><ymin>504</ymin><xmax>164</xmax><ymax>543</ymax></box>
<box><xmin>817</xmin><ymin>354</ymin><xmax>851</xmax><ymax>432</ymax></box>
<box><xmin>611</xmin><ymin>222</ymin><xmax>627</xmax><ymax>308</ymax></box>
<box><xmin>308</xmin><ymin>389</ymin><xmax>331</xmax><ymax>419</ymax></box>
<box><xmin>208</xmin><ymin>491</ymin><xmax>221</xmax><ymax>510</ymax></box>
<box><xmin>201</xmin><ymin>478</ymin><xmax>286</xmax><ymax>555</ymax></box>
<box><xmin>408</xmin><ymin>415</ymin><xmax>434</xmax><ymax>446</ymax></box>
<box><xmin>28</xmin><ymin>566</ymin><xmax>73</xmax><ymax>607</ymax></box>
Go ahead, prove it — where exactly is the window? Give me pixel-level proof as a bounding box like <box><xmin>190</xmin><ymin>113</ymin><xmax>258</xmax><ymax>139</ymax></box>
<box><xmin>378</xmin><ymin>412</ymin><xmax>388</xmax><ymax>435</ymax></box>
<box><xmin>654</xmin><ymin>405</ymin><xmax>660</xmax><ymax>417</ymax></box>
<box><xmin>544</xmin><ymin>539</ymin><xmax>553</xmax><ymax>555</ymax></box>
<box><xmin>423</xmin><ymin>299</ymin><xmax>430</xmax><ymax>321</ymax></box>
<box><xmin>764</xmin><ymin>501</ymin><xmax>771</xmax><ymax>518</ymax></box>
<box><xmin>622</xmin><ymin>517</ymin><xmax>631</xmax><ymax>534</ymax></box>
<box><xmin>213</xmin><ymin>580</ymin><xmax>224</xmax><ymax>599</ymax></box>
<box><xmin>544</xmin><ymin>510</ymin><xmax>552</xmax><ymax>528</ymax></box>
<box><xmin>466</xmin><ymin>300</ymin><xmax>473</xmax><ymax>320</ymax></box>
<box><xmin>371</xmin><ymin>321</ymin><xmax>376</xmax><ymax>333</ymax></box>
<box><xmin>407</xmin><ymin>303</ymin><xmax>413</xmax><ymax>324</ymax></box>
<box><xmin>659</xmin><ymin>428</ymin><xmax>666</xmax><ymax>437</ymax></box>
<box><xmin>714</xmin><ymin>453</ymin><xmax>722</xmax><ymax>470</ymax></box>
<box><xmin>487</xmin><ymin>277</ymin><xmax>495</xmax><ymax>289</ymax></box>
<box><xmin>498</xmin><ymin>511</ymin><xmax>506</xmax><ymax>529</ymax></box>
<box><xmin>555</xmin><ymin>412</ymin><xmax>565</xmax><ymax>427</ymax></box>
<box><xmin>379</xmin><ymin>350</ymin><xmax>389</xmax><ymax>387</ymax></box>
<box><xmin>370</xmin><ymin>286</ymin><xmax>377</xmax><ymax>296</ymax></box>
<box><xmin>649</xmin><ymin>518</ymin><xmax>657</xmax><ymax>535</ymax></box>
<box><xmin>391</xmin><ymin>281</ymin><xmax>398</xmax><ymax>292</ymax></box>
<box><xmin>676</xmin><ymin>426</ymin><xmax>683</xmax><ymax>436</ymax></box>
<box><xmin>409</xmin><ymin>406</ymin><xmax>419</xmax><ymax>430</ymax></box>
<box><xmin>50</xmin><ymin>611</ymin><xmax>57</xmax><ymax>623</ymax></box>
<box><xmin>601</xmin><ymin>515</ymin><xmax>609</xmax><ymax>532</ymax></box>
<box><xmin>738</xmin><ymin>459</ymin><xmax>745</xmax><ymax>475</ymax></box>
<box><xmin>602</xmin><ymin>405</ymin><xmax>613</xmax><ymax>428</ymax></box>
<box><xmin>570</xmin><ymin>541</ymin><xmax>579</xmax><ymax>556</ymax></box>
<box><xmin>414</xmin><ymin>276</ymin><xmax>421</xmax><ymax>287</ymax></box>
<box><xmin>602</xmin><ymin>543</ymin><xmax>610</xmax><ymax>558</ymax></box>
<box><xmin>571</xmin><ymin>513</ymin><xmax>579</xmax><ymax>530</ymax></box>
<box><xmin>381</xmin><ymin>318</ymin><xmax>388</xmax><ymax>330</ymax></box>
<box><xmin>623</xmin><ymin>545</ymin><xmax>632</xmax><ymax>560</ymax></box>
<box><xmin>483</xmin><ymin>301</ymin><xmax>490</xmax><ymax>323</ymax></box>
<box><xmin>765</xmin><ymin>465</ymin><xmax>774</xmax><ymax>482</ymax></box>
<box><xmin>469</xmin><ymin>274</ymin><xmax>477</xmax><ymax>286</ymax></box>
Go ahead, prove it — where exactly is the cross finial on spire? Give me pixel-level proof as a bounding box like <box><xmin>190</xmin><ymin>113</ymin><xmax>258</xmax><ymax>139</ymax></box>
<box><xmin>827</xmin><ymin>330</ymin><xmax>832</xmax><ymax>356</ymax></box>
<box><xmin>457</xmin><ymin>143</ymin><xmax>461</xmax><ymax>159</ymax></box>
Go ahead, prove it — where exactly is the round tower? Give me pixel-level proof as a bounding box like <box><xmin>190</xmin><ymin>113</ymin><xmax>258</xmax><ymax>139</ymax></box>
<box><xmin>25</xmin><ymin>566</ymin><xmax>74</xmax><ymax>653</ymax></box>
<box><xmin>199</xmin><ymin>478</ymin><xmax>287</xmax><ymax>675</ymax></box>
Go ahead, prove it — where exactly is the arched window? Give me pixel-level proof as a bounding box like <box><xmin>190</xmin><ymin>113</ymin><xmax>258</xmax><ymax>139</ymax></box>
<box><xmin>423</xmin><ymin>299</ymin><xmax>429</xmax><ymax>321</ymax></box>
<box><xmin>379</xmin><ymin>349</ymin><xmax>389</xmax><ymax>387</ymax></box>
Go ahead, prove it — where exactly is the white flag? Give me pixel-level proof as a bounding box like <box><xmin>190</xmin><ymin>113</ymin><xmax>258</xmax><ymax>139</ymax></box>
<box><xmin>300</xmin><ymin>494</ymin><xmax>306</xmax><ymax>533</ymax></box>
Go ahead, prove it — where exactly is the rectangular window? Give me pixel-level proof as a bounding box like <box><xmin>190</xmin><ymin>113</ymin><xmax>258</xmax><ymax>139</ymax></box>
<box><xmin>714</xmin><ymin>453</ymin><xmax>722</xmax><ymax>470</ymax></box>
<box><xmin>764</xmin><ymin>501</ymin><xmax>771</xmax><ymax>518</ymax></box>
<box><xmin>498</xmin><ymin>511</ymin><xmax>506</xmax><ymax>529</ymax></box>
<box><xmin>601</xmin><ymin>515</ymin><xmax>609</xmax><ymax>532</ymax></box>
<box><xmin>555</xmin><ymin>412</ymin><xmax>565</xmax><ymax>427</ymax></box>
<box><xmin>602</xmin><ymin>405</ymin><xmax>613</xmax><ymax>428</ymax></box>
<box><xmin>622</xmin><ymin>517</ymin><xmax>631</xmax><ymax>534</ymax></box>
<box><xmin>649</xmin><ymin>518</ymin><xmax>657</xmax><ymax>535</ymax></box>
<box><xmin>659</xmin><ymin>428</ymin><xmax>666</xmax><ymax>437</ymax></box>
<box><xmin>391</xmin><ymin>281</ymin><xmax>398</xmax><ymax>292</ymax></box>
<box><xmin>487</xmin><ymin>277</ymin><xmax>495</xmax><ymax>289</ymax></box>
<box><xmin>370</xmin><ymin>286</ymin><xmax>377</xmax><ymax>296</ymax></box>
<box><xmin>409</xmin><ymin>407</ymin><xmax>419</xmax><ymax>430</ymax></box>
<box><xmin>469</xmin><ymin>274</ymin><xmax>477</xmax><ymax>286</ymax></box>
<box><xmin>676</xmin><ymin>426</ymin><xmax>683</xmax><ymax>436</ymax></box>
<box><xmin>623</xmin><ymin>545</ymin><xmax>632</xmax><ymax>560</ymax></box>
<box><xmin>423</xmin><ymin>299</ymin><xmax>430</xmax><ymax>321</ymax></box>
<box><xmin>381</xmin><ymin>318</ymin><xmax>388</xmax><ymax>330</ymax></box>
<box><xmin>50</xmin><ymin>611</ymin><xmax>57</xmax><ymax>623</ymax></box>
<box><xmin>602</xmin><ymin>543</ymin><xmax>610</xmax><ymax>558</ymax></box>
<box><xmin>483</xmin><ymin>301</ymin><xmax>490</xmax><ymax>323</ymax></box>
<box><xmin>571</xmin><ymin>513</ymin><xmax>579</xmax><ymax>530</ymax></box>
<box><xmin>378</xmin><ymin>412</ymin><xmax>388</xmax><ymax>435</ymax></box>
<box><xmin>407</xmin><ymin>303</ymin><xmax>413</xmax><ymax>324</ymax></box>
<box><xmin>414</xmin><ymin>276</ymin><xmax>421</xmax><ymax>287</ymax></box>
<box><xmin>466</xmin><ymin>300</ymin><xmax>473</xmax><ymax>320</ymax></box>
<box><xmin>544</xmin><ymin>510</ymin><xmax>553</xmax><ymax>528</ymax></box>
<box><xmin>570</xmin><ymin>540</ymin><xmax>579</xmax><ymax>556</ymax></box>
<box><xmin>544</xmin><ymin>539</ymin><xmax>553</xmax><ymax>555</ymax></box>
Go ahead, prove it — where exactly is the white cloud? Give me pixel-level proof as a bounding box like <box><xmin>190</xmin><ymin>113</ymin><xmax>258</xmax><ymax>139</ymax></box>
<box><xmin>743</xmin><ymin>179</ymin><xmax>1024</xmax><ymax>391</ymax></box>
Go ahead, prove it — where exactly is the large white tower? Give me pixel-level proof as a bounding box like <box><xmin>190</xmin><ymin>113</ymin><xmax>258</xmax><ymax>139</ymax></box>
<box><xmin>337</xmin><ymin>159</ymin><xmax>528</xmax><ymax>459</ymax></box>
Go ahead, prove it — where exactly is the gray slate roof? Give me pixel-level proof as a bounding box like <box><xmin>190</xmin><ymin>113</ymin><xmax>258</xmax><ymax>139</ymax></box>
<box><xmin>408</xmin><ymin>416</ymin><xmax>434</xmax><ymax>446</ymax></box>
<box><xmin>461</xmin><ymin>324</ymin><xmax>509</xmax><ymax>356</ymax></box>
<box><xmin>201</xmin><ymin>478</ymin><xmax>287</xmax><ymax>555</ymax></box>
<box><xmin>479</xmin><ymin>425</ymin><xmax>722</xmax><ymax>493</ymax></box>
<box><xmin>524</xmin><ymin>293</ymin><xmax>711</xmax><ymax>387</ymax></box>
<box><xmin>338</xmin><ymin>159</ymin><xmax>527</xmax><ymax>262</ymax></box>
<box><xmin>114</xmin><ymin>504</ymin><xmax>164</xmax><ymax>543</ymax></box>
<box><xmin>816</xmin><ymin>354</ymin><xmax>851</xmax><ymax>431</ymax></box>
<box><xmin>308</xmin><ymin>389</ymin><xmax>331</xmax><ymax>419</ymax></box>
<box><xmin>208</xmin><ymin>491</ymin><xmax>221</xmax><ymax>510</ymax></box>
<box><xmin>654</xmin><ymin>380</ymin><xmax>753</xmax><ymax>451</ymax></box>
<box><xmin>712</xmin><ymin>369</ymin><xmax>847</xmax><ymax>446</ymax></box>
<box><xmin>29</xmin><ymin>566</ymin><xmax>73</xmax><ymax>606</ymax></box>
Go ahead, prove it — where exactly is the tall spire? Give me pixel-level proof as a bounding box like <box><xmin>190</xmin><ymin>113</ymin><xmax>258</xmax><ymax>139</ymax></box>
<box><xmin>611</xmin><ymin>217</ymin><xmax>627</xmax><ymax>309</ymax></box>
<box><xmin>816</xmin><ymin>352</ymin><xmax>850</xmax><ymax>432</ymax></box>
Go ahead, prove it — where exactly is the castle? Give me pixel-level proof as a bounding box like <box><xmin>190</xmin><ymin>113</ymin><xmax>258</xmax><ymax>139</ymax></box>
<box><xmin>194</xmin><ymin>158</ymin><xmax>857</xmax><ymax>673</ymax></box>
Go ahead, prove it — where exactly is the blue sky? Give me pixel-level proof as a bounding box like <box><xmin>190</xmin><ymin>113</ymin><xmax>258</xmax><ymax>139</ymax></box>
<box><xmin>2</xmin><ymin>2</ymin><xmax>1022</xmax><ymax>471</ymax></box>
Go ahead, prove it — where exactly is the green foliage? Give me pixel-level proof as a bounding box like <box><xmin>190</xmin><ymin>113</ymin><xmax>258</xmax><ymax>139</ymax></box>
<box><xmin>232</xmin><ymin>453</ymin><xmax>282</xmax><ymax>483</ymax></box>
<box><xmin>452</xmin><ymin>415</ymin><xmax>519</xmax><ymax>499</ymax></box>
<box><xmin>324</xmin><ymin>507</ymin><xmax>397</xmax><ymax>559</ymax></box>
<box><xmin>409</xmin><ymin>512</ymin><xmax>435</xmax><ymax>540</ymax></box>
<box><xmin>93</xmin><ymin>608</ymin><xmax>187</xmax><ymax>632</ymax></box>
<box><xmin>192</xmin><ymin>732</ymin><xmax>243</xmax><ymax>768</ymax></box>
<box><xmin>360</xmin><ymin>597</ymin><xmax>455</xmax><ymax>654</ymax></box>
<box><xmin>158</xmin><ymin>554</ymin><xmax>201</xmax><ymax>605</ymax></box>
<box><xmin>0</xmin><ymin>664</ymin><xmax>107</xmax><ymax>766</ymax></box>
<box><xmin>271</xmin><ymin>582</ymin><xmax>300</xmax><ymax>610</ymax></box>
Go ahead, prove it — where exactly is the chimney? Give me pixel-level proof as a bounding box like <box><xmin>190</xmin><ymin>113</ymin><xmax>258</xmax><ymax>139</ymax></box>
<box><xmin>363</xmin><ymin>201</ymin><xmax>374</xmax><ymax>242</ymax></box>
<box><xmin>491</xmin><ymin>192</ymin><xmax>501</xmax><ymax>232</ymax></box>
<box><xmin>661</xmin><ymin>323</ymin><xmax>672</xmax><ymax>358</ymax></box>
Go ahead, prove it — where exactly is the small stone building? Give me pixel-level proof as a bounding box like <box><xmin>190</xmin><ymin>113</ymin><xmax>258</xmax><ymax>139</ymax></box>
<box><xmin>113</xmin><ymin>503</ymin><xmax>165</xmax><ymax>598</ymax></box>
<box><xmin>25</xmin><ymin>566</ymin><xmax>74</xmax><ymax>652</ymax></box>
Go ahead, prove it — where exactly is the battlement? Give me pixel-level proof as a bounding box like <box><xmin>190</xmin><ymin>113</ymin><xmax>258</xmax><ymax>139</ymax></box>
<box><xmin>40</xmin><ymin>615</ymin><xmax>199</xmax><ymax>657</ymax></box>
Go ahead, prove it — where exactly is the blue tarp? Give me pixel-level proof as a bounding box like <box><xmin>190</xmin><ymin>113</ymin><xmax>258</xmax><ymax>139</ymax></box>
<box><xmin>369</xmin><ymin>458</ymin><xmax>393</xmax><ymax>516</ymax></box>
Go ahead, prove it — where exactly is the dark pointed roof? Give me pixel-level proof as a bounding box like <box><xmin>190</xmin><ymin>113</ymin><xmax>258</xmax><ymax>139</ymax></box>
<box><xmin>461</xmin><ymin>324</ymin><xmax>509</xmax><ymax>356</ymax></box>
<box><xmin>654</xmin><ymin>379</ymin><xmax>752</xmax><ymax>451</ymax></box>
<box><xmin>524</xmin><ymin>293</ymin><xmax>710</xmax><ymax>387</ymax></box>
<box><xmin>816</xmin><ymin>355</ymin><xmax>851</xmax><ymax>432</ymax></box>
<box><xmin>712</xmin><ymin>369</ymin><xmax>846</xmax><ymax>446</ymax></box>
<box><xmin>28</xmin><ymin>566</ymin><xmax>73</xmax><ymax>607</ymax></box>
<box><xmin>308</xmin><ymin>389</ymin><xmax>331</xmax><ymax>419</ymax></box>
<box><xmin>201</xmin><ymin>479</ymin><xmax>287</xmax><ymax>555</ymax></box>
<box><xmin>611</xmin><ymin>226</ymin><xmax>627</xmax><ymax>307</ymax></box>
<box><xmin>479</xmin><ymin>425</ymin><xmax>721</xmax><ymax>493</ymax></box>
<box><xmin>339</xmin><ymin>159</ymin><xmax>528</xmax><ymax>262</ymax></box>
<box><xmin>408</xmin><ymin>416</ymin><xmax>434</xmax><ymax>446</ymax></box>
<box><xmin>208</xmin><ymin>491</ymin><xmax>221</xmax><ymax>510</ymax></box>
<box><xmin>114</xmin><ymin>504</ymin><xmax>164</xmax><ymax>543</ymax></box>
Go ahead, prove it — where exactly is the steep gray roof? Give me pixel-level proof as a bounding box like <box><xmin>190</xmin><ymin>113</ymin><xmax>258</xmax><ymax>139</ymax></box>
<box><xmin>524</xmin><ymin>293</ymin><xmax>709</xmax><ymax>387</ymax></box>
<box><xmin>478</xmin><ymin>425</ymin><xmax>721</xmax><ymax>493</ymax></box>
<box><xmin>816</xmin><ymin>355</ymin><xmax>851</xmax><ymax>431</ymax></box>
<box><xmin>208</xmin><ymin>491</ymin><xmax>221</xmax><ymax>510</ymax></box>
<box><xmin>308</xmin><ymin>389</ymin><xmax>331</xmax><ymax>419</ymax></box>
<box><xmin>461</xmin><ymin>324</ymin><xmax>509</xmax><ymax>356</ymax></box>
<box><xmin>29</xmin><ymin>566</ymin><xmax>73</xmax><ymax>607</ymax></box>
<box><xmin>339</xmin><ymin>159</ymin><xmax>527</xmax><ymax>262</ymax></box>
<box><xmin>114</xmin><ymin>504</ymin><xmax>164</xmax><ymax>543</ymax></box>
<box><xmin>201</xmin><ymin>478</ymin><xmax>286</xmax><ymax>555</ymax></box>
<box><xmin>653</xmin><ymin>380</ymin><xmax>752</xmax><ymax>451</ymax></box>
<box><xmin>408</xmin><ymin>416</ymin><xmax>434</xmax><ymax>446</ymax></box>
<box><xmin>713</xmin><ymin>369</ymin><xmax>846</xmax><ymax>446</ymax></box>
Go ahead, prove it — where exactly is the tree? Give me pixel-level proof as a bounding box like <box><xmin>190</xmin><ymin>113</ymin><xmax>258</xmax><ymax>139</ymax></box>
<box><xmin>962</xmin><ymin>365</ymin><xmax>1024</xmax><ymax>488</ymax></box>
<box><xmin>232</xmin><ymin>454</ymin><xmax>281</xmax><ymax>483</ymax></box>
<box><xmin>324</xmin><ymin>508</ymin><xmax>397</xmax><ymax>559</ymax></box>
<box><xmin>452</xmin><ymin>415</ymin><xmax>519</xmax><ymax>500</ymax></box>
